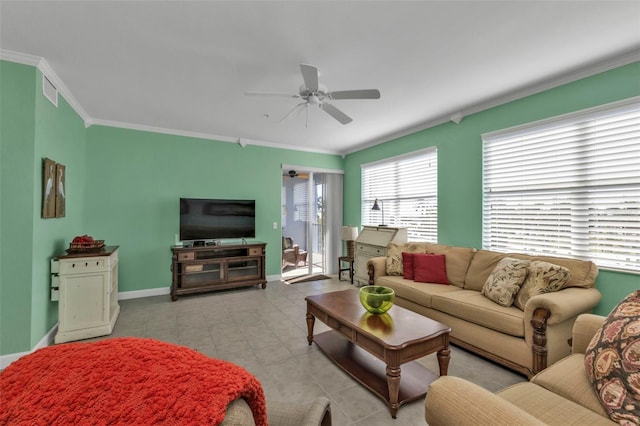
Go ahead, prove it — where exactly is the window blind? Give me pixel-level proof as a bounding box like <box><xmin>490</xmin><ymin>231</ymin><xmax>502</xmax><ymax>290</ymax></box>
<box><xmin>482</xmin><ymin>97</ymin><xmax>640</xmax><ymax>273</ymax></box>
<box><xmin>361</xmin><ymin>147</ymin><xmax>437</xmax><ymax>241</ymax></box>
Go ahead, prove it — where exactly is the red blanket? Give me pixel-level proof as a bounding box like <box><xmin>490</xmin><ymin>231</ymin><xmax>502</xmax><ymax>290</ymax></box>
<box><xmin>0</xmin><ymin>337</ymin><xmax>267</xmax><ymax>425</ymax></box>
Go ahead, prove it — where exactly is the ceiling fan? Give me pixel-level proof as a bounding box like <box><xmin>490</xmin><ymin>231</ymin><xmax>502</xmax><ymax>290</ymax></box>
<box><xmin>283</xmin><ymin>170</ymin><xmax>309</xmax><ymax>179</ymax></box>
<box><xmin>246</xmin><ymin>64</ymin><xmax>380</xmax><ymax>125</ymax></box>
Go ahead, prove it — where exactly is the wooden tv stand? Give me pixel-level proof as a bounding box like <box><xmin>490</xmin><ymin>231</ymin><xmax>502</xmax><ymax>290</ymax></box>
<box><xmin>170</xmin><ymin>242</ymin><xmax>266</xmax><ymax>301</ymax></box>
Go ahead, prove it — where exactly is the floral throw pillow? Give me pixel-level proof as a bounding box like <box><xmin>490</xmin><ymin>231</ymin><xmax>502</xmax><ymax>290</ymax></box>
<box><xmin>584</xmin><ymin>290</ymin><xmax>640</xmax><ymax>425</ymax></box>
<box><xmin>481</xmin><ymin>257</ymin><xmax>530</xmax><ymax>307</ymax></box>
<box><xmin>386</xmin><ymin>243</ymin><xmax>425</xmax><ymax>276</ymax></box>
<box><xmin>386</xmin><ymin>243</ymin><xmax>405</xmax><ymax>276</ymax></box>
<box><xmin>513</xmin><ymin>261</ymin><xmax>572</xmax><ymax>311</ymax></box>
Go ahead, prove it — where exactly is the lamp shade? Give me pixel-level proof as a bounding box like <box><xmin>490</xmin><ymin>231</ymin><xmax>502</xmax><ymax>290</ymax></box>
<box><xmin>341</xmin><ymin>226</ymin><xmax>359</xmax><ymax>241</ymax></box>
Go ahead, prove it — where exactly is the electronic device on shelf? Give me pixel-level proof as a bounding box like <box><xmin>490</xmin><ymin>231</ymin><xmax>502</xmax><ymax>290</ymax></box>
<box><xmin>179</xmin><ymin>198</ymin><xmax>256</xmax><ymax>242</ymax></box>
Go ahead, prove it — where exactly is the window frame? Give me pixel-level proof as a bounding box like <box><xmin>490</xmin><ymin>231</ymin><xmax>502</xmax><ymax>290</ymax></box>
<box><xmin>482</xmin><ymin>96</ymin><xmax>640</xmax><ymax>274</ymax></box>
<box><xmin>361</xmin><ymin>147</ymin><xmax>438</xmax><ymax>242</ymax></box>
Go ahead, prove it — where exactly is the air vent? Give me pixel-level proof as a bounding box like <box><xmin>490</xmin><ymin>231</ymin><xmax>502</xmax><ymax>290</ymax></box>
<box><xmin>42</xmin><ymin>75</ymin><xmax>58</xmax><ymax>107</ymax></box>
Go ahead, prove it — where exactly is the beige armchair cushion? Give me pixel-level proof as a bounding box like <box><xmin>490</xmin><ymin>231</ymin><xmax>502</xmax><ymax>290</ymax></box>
<box><xmin>223</xmin><ymin>397</ymin><xmax>332</xmax><ymax>426</ymax></box>
<box><xmin>425</xmin><ymin>376</ymin><xmax>545</xmax><ymax>426</ymax></box>
<box><xmin>531</xmin><ymin>354</ymin><xmax>608</xmax><ymax>417</ymax></box>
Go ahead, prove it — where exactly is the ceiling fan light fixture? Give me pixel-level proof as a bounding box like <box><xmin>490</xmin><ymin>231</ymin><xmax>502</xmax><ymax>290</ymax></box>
<box><xmin>308</xmin><ymin>94</ymin><xmax>321</xmax><ymax>105</ymax></box>
<box><xmin>246</xmin><ymin>64</ymin><xmax>380</xmax><ymax>126</ymax></box>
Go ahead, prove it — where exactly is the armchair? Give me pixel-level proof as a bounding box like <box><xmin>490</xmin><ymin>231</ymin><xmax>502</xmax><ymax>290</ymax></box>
<box><xmin>282</xmin><ymin>236</ymin><xmax>308</xmax><ymax>269</ymax></box>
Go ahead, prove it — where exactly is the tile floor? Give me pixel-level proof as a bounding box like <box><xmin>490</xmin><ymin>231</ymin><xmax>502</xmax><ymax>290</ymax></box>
<box><xmin>97</xmin><ymin>277</ymin><xmax>526</xmax><ymax>425</ymax></box>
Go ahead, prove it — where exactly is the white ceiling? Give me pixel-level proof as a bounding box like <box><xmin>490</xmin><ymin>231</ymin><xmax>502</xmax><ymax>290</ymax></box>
<box><xmin>1</xmin><ymin>1</ymin><xmax>639</xmax><ymax>155</ymax></box>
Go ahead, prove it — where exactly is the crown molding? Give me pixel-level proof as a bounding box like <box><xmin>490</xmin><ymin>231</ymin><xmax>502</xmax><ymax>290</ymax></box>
<box><xmin>88</xmin><ymin>118</ymin><xmax>341</xmax><ymax>155</ymax></box>
<box><xmin>1</xmin><ymin>49</ymin><xmax>342</xmax><ymax>155</ymax></box>
<box><xmin>1</xmin><ymin>49</ymin><xmax>92</xmax><ymax>125</ymax></box>
<box><xmin>0</xmin><ymin>49</ymin><xmax>40</xmax><ymax>66</ymax></box>
<box><xmin>343</xmin><ymin>47</ymin><xmax>640</xmax><ymax>156</ymax></box>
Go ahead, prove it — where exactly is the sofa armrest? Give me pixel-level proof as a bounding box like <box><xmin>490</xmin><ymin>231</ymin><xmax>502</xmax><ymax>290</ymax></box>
<box><xmin>367</xmin><ymin>256</ymin><xmax>388</xmax><ymax>285</ymax></box>
<box><xmin>524</xmin><ymin>287</ymin><xmax>602</xmax><ymax>326</ymax></box>
<box><xmin>224</xmin><ymin>397</ymin><xmax>331</xmax><ymax>426</ymax></box>
<box><xmin>267</xmin><ymin>397</ymin><xmax>331</xmax><ymax>426</ymax></box>
<box><xmin>572</xmin><ymin>314</ymin><xmax>605</xmax><ymax>354</ymax></box>
<box><xmin>425</xmin><ymin>377</ymin><xmax>545</xmax><ymax>426</ymax></box>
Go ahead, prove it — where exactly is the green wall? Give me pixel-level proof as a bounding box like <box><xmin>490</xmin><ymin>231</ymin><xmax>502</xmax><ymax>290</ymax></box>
<box><xmin>1</xmin><ymin>62</ymin><xmax>86</xmax><ymax>354</ymax></box>
<box><xmin>31</xmin><ymin>69</ymin><xmax>87</xmax><ymax>346</ymax></box>
<box><xmin>344</xmin><ymin>62</ymin><xmax>640</xmax><ymax>316</ymax></box>
<box><xmin>2</xmin><ymin>58</ymin><xmax>638</xmax><ymax>357</ymax></box>
<box><xmin>1</xmin><ymin>61</ymin><xmax>36</xmax><ymax>355</ymax></box>
<box><xmin>83</xmin><ymin>126</ymin><xmax>343</xmax><ymax>292</ymax></box>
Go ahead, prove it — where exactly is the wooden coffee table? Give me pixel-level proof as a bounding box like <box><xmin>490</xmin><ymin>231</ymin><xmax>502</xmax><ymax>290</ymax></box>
<box><xmin>305</xmin><ymin>289</ymin><xmax>451</xmax><ymax>418</ymax></box>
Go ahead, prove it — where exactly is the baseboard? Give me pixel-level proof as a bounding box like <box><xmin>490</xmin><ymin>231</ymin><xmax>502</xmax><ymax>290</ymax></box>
<box><xmin>118</xmin><ymin>286</ymin><xmax>170</xmax><ymax>300</ymax></box>
<box><xmin>1</xmin><ymin>323</ymin><xmax>58</xmax><ymax>370</ymax></box>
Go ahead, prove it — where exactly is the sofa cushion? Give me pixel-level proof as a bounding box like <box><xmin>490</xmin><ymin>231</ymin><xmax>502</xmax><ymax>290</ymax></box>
<box><xmin>584</xmin><ymin>290</ymin><xmax>640</xmax><ymax>424</ymax></box>
<box><xmin>514</xmin><ymin>261</ymin><xmax>572</xmax><ymax>310</ymax></box>
<box><xmin>465</xmin><ymin>250</ymin><xmax>598</xmax><ymax>291</ymax></box>
<box><xmin>507</xmin><ymin>253</ymin><xmax>598</xmax><ymax>289</ymax></box>
<box><xmin>531</xmin><ymin>354</ymin><xmax>608</xmax><ymax>418</ymax></box>
<box><xmin>422</xmin><ymin>244</ymin><xmax>476</xmax><ymax>288</ymax></box>
<box><xmin>413</xmin><ymin>254</ymin><xmax>448</xmax><ymax>284</ymax></box>
<box><xmin>386</xmin><ymin>242</ymin><xmax>426</xmax><ymax>276</ymax></box>
<box><xmin>464</xmin><ymin>250</ymin><xmax>508</xmax><ymax>291</ymax></box>
<box><xmin>481</xmin><ymin>257</ymin><xmax>530</xmax><ymax>307</ymax></box>
<box><xmin>375</xmin><ymin>275</ymin><xmax>460</xmax><ymax>308</ymax></box>
<box><xmin>497</xmin><ymin>382</ymin><xmax>615</xmax><ymax>425</ymax></box>
<box><xmin>431</xmin><ymin>290</ymin><xmax>525</xmax><ymax>337</ymax></box>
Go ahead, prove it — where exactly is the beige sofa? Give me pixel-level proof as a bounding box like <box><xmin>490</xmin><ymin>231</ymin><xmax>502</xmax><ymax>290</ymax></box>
<box><xmin>367</xmin><ymin>243</ymin><xmax>602</xmax><ymax>377</ymax></box>
<box><xmin>424</xmin><ymin>314</ymin><xmax>614</xmax><ymax>425</ymax></box>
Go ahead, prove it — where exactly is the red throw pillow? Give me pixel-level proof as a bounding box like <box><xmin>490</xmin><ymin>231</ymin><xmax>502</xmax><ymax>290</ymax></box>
<box><xmin>402</xmin><ymin>252</ymin><xmax>415</xmax><ymax>280</ymax></box>
<box><xmin>413</xmin><ymin>254</ymin><xmax>448</xmax><ymax>285</ymax></box>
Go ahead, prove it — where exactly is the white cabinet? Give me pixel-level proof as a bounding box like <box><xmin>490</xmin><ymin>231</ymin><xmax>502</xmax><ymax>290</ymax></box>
<box><xmin>52</xmin><ymin>246</ymin><xmax>120</xmax><ymax>343</ymax></box>
<box><xmin>353</xmin><ymin>226</ymin><xmax>407</xmax><ymax>286</ymax></box>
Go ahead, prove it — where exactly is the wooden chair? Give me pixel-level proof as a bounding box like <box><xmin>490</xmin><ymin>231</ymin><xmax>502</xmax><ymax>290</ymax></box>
<box><xmin>282</xmin><ymin>236</ymin><xmax>307</xmax><ymax>269</ymax></box>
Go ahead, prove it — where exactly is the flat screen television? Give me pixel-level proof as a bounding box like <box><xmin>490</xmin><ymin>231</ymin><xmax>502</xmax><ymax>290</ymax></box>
<box><xmin>179</xmin><ymin>198</ymin><xmax>256</xmax><ymax>241</ymax></box>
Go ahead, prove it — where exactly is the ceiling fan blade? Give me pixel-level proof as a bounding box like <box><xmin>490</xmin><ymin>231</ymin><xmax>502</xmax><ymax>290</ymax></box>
<box><xmin>245</xmin><ymin>91</ymin><xmax>300</xmax><ymax>98</ymax></box>
<box><xmin>300</xmin><ymin>64</ymin><xmax>319</xmax><ymax>91</ymax></box>
<box><xmin>320</xmin><ymin>103</ymin><xmax>352</xmax><ymax>125</ymax></box>
<box><xmin>279</xmin><ymin>102</ymin><xmax>306</xmax><ymax>123</ymax></box>
<box><xmin>329</xmin><ymin>89</ymin><xmax>381</xmax><ymax>100</ymax></box>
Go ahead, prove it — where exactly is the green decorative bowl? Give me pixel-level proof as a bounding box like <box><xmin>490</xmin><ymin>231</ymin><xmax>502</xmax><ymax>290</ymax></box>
<box><xmin>359</xmin><ymin>286</ymin><xmax>395</xmax><ymax>314</ymax></box>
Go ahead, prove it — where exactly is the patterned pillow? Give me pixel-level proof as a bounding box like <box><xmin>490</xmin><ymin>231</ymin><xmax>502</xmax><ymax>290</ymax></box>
<box><xmin>481</xmin><ymin>257</ymin><xmax>530</xmax><ymax>307</ymax></box>
<box><xmin>386</xmin><ymin>243</ymin><xmax>425</xmax><ymax>276</ymax></box>
<box><xmin>386</xmin><ymin>243</ymin><xmax>404</xmax><ymax>276</ymax></box>
<box><xmin>513</xmin><ymin>261</ymin><xmax>572</xmax><ymax>310</ymax></box>
<box><xmin>584</xmin><ymin>290</ymin><xmax>640</xmax><ymax>424</ymax></box>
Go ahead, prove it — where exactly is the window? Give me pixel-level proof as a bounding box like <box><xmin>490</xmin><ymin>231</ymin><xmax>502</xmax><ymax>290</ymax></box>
<box><xmin>482</xmin><ymin>97</ymin><xmax>640</xmax><ymax>273</ymax></box>
<box><xmin>361</xmin><ymin>147</ymin><xmax>437</xmax><ymax>241</ymax></box>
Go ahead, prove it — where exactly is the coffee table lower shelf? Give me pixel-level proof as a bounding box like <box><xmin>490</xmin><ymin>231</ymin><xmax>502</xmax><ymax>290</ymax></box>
<box><xmin>313</xmin><ymin>330</ymin><xmax>439</xmax><ymax>413</ymax></box>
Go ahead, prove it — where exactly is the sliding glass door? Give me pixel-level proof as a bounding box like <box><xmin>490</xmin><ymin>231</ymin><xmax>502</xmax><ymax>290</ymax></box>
<box><xmin>281</xmin><ymin>167</ymin><xmax>342</xmax><ymax>279</ymax></box>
